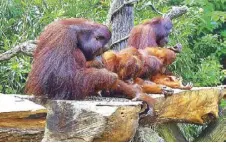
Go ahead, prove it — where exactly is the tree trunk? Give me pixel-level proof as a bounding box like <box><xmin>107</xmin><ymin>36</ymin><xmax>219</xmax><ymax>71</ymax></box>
<box><xmin>108</xmin><ymin>0</ymin><xmax>134</xmax><ymax>51</ymax></box>
<box><xmin>156</xmin><ymin>123</ymin><xmax>187</xmax><ymax>142</ymax></box>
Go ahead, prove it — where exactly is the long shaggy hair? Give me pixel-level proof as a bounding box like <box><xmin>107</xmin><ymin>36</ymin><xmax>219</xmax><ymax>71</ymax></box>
<box><xmin>25</xmin><ymin>18</ymin><xmax>117</xmax><ymax>100</ymax></box>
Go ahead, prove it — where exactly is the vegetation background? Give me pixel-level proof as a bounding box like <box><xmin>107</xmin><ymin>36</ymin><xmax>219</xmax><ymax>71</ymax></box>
<box><xmin>0</xmin><ymin>0</ymin><xmax>225</xmax><ymax>141</ymax></box>
<box><xmin>1</xmin><ymin>0</ymin><xmax>226</xmax><ymax>94</ymax></box>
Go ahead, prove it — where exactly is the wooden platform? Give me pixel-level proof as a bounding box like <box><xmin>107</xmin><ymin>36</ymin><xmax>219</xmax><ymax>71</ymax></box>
<box><xmin>0</xmin><ymin>86</ymin><xmax>225</xmax><ymax>142</ymax></box>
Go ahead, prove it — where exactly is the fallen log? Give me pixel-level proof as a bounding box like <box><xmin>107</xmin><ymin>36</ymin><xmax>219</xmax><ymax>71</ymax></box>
<box><xmin>0</xmin><ymin>94</ymin><xmax>46</xmax><ymax>142</ymax></box>
<box><xmin>0</xmin><ymin>87</ymin><xmax>225</xmax><ymax>142</ymax></box>
<box><xmin>138</xmin><ymin>87</ymin><xmax>226</xmax><ymax>124</ymax></box>
<box><xmin>135</xmin><ymin>87</ymin><xmax>226</xmax><ymax>142</ymax></box>
<box><xmin>0</xmin><ymin>94</ymin><xmax>143</xmax><ymax>142</ymax></box>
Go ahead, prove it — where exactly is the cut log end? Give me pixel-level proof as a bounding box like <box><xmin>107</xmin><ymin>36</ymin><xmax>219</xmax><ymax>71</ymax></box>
<box><xmin>42</xmin><ymin>99</ymin><xmax>142</xmax><ymax>142</ymax></box>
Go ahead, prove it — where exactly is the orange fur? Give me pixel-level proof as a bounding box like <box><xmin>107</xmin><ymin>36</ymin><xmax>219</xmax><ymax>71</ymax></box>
<box><xmin>144</xmin><ymin>47</ymin><xmax>192</xmax><ymax>90</ymax></box>
<box><xmin>102</xmin><ymin>47</ymin><xmax>166</xmax><ymax>94</ymax></box>
<box><xmin>134</xmin><ymin>78</ymin><xmax>163</xmax><ymax>94</ymax></box>
<box><xmin>102</xmin><ymin>47</ymin><xmax>143</xmax><ymax>80</ymax></box>
<box><xmin>144</xmin><ymin>47</ymin><xmax>176</xmax><ymax>66</ymax></box>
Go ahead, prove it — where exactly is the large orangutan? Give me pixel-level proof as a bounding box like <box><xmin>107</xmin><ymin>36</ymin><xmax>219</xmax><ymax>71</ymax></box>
<box><xmin>128</xmin><ymin>17</ymin><xmax>172</xmax><ymax>49</ymax></box>
<box><xmin>25</xmin><ymin>18</ymin><xmax>155</xmax><ymax>106</ymax></box>
<box><xmin>127</xmin><ymin>16</ymin><xmax>192</xmax><ymax>90</ymax></box>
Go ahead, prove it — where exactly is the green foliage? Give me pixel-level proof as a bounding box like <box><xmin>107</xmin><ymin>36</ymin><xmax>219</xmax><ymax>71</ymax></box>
<box><xmin>193</xmin><ymin>34</ymin><xmax>221</xmax><ymax>60</ymax></box>
<box><xmin>0</xmin><ymin>56</ymin><xmax>31</xmax><ymax>94</ymax></box>
<box><xmin>178</xmin><ymin>123</ymin><xmax>206</xmax><ymax>142</ymax></box>
<box><xmin>220</xmin><ymin>100</ymin><xmax>226</xmax><ymax>108</ymax></box>
<box><xmin>0</xmin><ymin>0</ymin><xmax>42</xmax><ymax>93</ymax></box>
<box><xmin>168</xmin><ymin>0</ymin><xmax>225</xmax><ymax>86</ymax></box>
<box><xmin>169</xmin><ymin>46</ymin><xmax>196</xmax><ymax>82</ymax></box>
<box><xmin>192</xmin><ymin>56</ymin><xmax>223</xmax><ymax>86</ymax></box>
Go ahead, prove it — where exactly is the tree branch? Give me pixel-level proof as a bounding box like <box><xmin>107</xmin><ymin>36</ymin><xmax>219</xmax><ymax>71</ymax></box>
<box><xmin>136</xmin><ymin>1</ymin><xmax>163</xmax><ymax>15</ymax></box>
<box><xmin>164</xmin><ymin>6</ymin><xmax>188</xmax><ymax>20</ymax></box>
<box><xmin>0</xmin><ymin>40</ymin><xmax>37</xmax><ymax>61</ymax></box>
<box><xmin>110</xmin><ymin>35</ymin><xmax>130</xmax><ymax>49</ymax></box>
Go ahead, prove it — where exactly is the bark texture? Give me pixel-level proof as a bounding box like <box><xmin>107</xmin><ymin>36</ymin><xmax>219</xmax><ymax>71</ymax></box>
<box><xmin>42</xmin><ymin>99</ymin><xmax>142</xmax><ymax>142</ymax></box>
<box><xmin>108</xmin><ymin>0</ymin><xmax>135</xmax><ymax>51</ymax></box>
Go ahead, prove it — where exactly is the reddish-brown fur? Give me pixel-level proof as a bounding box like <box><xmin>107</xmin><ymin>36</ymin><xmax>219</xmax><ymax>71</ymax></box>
<box><xmin>25</xmin><ymin>18</ymin><xmax>156</xmax><ymax>106</ymax></box>
<box><xmin>127</xmin><ymin>16</ymin><xmax>191</xmax><ymax>90</ymax></box>
<box><xmin>25</xmin><ymin>18</ymin><xmax>118</xmax><ymax>100</ymax></box>
<box><xmin>128</xmin><ymin>17</ymin><xmax>172</xmax><ymax>49</ymax></box>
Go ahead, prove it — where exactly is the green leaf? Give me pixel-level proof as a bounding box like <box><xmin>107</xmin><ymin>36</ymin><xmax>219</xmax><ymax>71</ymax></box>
<box><xmin>221</xmin><ymin>30</ymin><xmax>226</xmax><ymax>37</ymax></box>
<box><xmin>212</xmin><ymin>14</ymin><xmax>220</xmax><ymax>21</ymax></box>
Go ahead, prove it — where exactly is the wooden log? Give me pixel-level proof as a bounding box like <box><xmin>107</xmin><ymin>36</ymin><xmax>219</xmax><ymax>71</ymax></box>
<box><xmin>195</xmin><ymin>107</ymin><xmax>226</xmax><ymax>142</ymax></box>
<box><xmin>148</xmin><ymin>87</ymin><xmax>225</xmax><ymax>124</ymax></box>
<box><xmin>0</xmin><ymin>94</ymin><xmax>46</xmax><ymax>142</ymax></box>
<box><xmin>0</xmin><ymin>94</ymin><xmax>142</xmax><ymax>142</ymax></box>
<box><xmin>42</xmin><ymin>98</ymin><xmax>142</xmax><ymax>142</ymax></box>
<box><xmin>0</xmin><ymin>87</ymin><xmax>225</xmax><ymax>141</ymax></box>
<box><xmin>135</xmin><ymin>87</ymin><xmax>226</xmax><ymax>142</ymax></box>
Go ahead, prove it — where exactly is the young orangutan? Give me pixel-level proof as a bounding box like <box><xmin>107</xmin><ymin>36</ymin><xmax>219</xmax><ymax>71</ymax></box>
<box><xmin>143</xmin><ymin>46</ymin><xmax>193</xmax><ymax>90</ymax></box>
<box><xmin>100</xmin><ymin>45</ymin><xmax>192</xmax><ymax>93</ymax></box>
<box><xmin>101</xmin><ymin>47</ymin><xmax>173</xmax><ymax>95</ymax></box>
